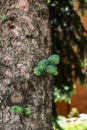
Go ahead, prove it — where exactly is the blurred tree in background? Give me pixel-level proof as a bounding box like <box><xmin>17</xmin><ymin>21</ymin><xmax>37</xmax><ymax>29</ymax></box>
<box><xmin>47</xmin><ymin>0</ymin><xmax>87</xmax><ymax>128</ymax></box>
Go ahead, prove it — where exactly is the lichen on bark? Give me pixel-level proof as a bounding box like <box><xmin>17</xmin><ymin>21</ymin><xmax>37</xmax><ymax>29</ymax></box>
<box><xmin>0</xmin><ymin>0</ymin><xmax>52</xmax><ymax>130</ymax></box>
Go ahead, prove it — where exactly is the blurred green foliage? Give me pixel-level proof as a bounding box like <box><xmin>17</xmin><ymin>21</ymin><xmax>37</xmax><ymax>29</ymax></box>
<box><xmin>53</xmin><ymin>120</ymin><xmax>87</xmax><ymax>130</ymax></box>
<box><xmin>53</xmin><ymin>85</ymin><xmax>76</xmax><ymax>104</ymax></box>
<box><xmin>67</xmin><ymin>107</ymin><xmax>79</xmax><ymax>118</ymax></box>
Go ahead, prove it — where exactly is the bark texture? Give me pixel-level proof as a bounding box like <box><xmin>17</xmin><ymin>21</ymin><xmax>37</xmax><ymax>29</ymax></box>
<box><xmin>0</xmin><ymin>0</ymin><xmax>52</xmax><ymax>129</ymax></box>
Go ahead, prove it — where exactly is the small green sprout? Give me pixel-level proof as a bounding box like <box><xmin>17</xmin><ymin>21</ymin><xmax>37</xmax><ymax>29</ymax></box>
<box><xmin>0</xmin><ymin>15</ymin><xmax>8</xmax><ymax>21</ymax></box>
<box><xmin>10</xmin><ymin>105</ymin><xmax>23</xmax><ymax>115</ymax></box>
<box><xmin>10</xmin><ymin>105</ymin><xmax>32</xmax><ymax>117</ymax></box>
<box><xmin>24</xmin><ymin>108</ymin><xmax>32</xmax><ymax>117</ymax></box>
<box><xmin>34</xmin><ymin>66</ymin><xmax>42</xmax><ymax>76</ymax></box>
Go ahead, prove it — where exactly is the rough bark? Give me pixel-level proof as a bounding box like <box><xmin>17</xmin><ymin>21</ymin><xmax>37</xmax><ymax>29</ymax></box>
<box><xmin>0</xmin><ymin>0</ymin><xmax>52</xmax><ymax>130</ymax></box>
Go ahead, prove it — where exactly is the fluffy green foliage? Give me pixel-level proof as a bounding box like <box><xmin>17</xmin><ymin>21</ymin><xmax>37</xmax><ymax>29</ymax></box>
<box><xmin>34</xmin><ymin>54</ymin><xmax>60</xmax><ymax>76</ymax></box>
<box><xmin>38</xmin><ymin>59</ymin><xmax>49</xmax><ymax>70</ymax></box>
<box><xmin>46</xmin><ymin>65</ymin><xmax>58</xmax><ymax>75</ymax></box>
<box><xmin>10</xmin><ymin>105</ymin><xmax>32</xmax><ymax>117</ymax></box>
<box><xmin>48</xmin><ymin>55</ymin><xmax>60</xmax><ymax>65</ymax></box>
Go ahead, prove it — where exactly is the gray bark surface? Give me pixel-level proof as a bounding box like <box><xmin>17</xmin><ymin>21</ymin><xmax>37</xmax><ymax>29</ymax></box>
<box><xmin>0</xmin><ymin>0</ymin><xmax>52</xmax><ymax>129</ymax></box>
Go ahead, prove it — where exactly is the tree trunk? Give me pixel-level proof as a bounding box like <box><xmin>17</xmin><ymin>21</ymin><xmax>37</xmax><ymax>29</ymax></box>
<box><xmin>0</xmin><ymin>0</ymin><xmax>52</xmax><ymax>129</ymax></box>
